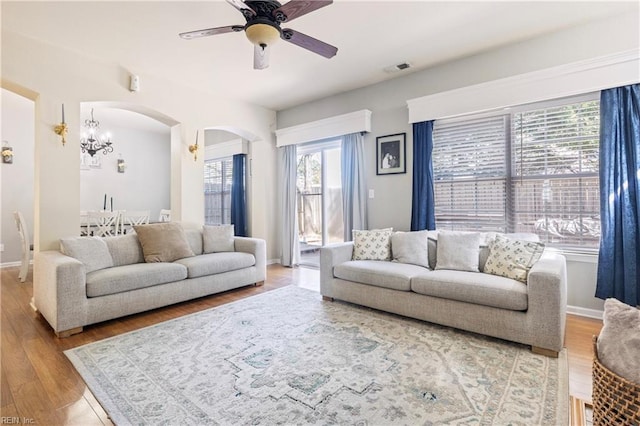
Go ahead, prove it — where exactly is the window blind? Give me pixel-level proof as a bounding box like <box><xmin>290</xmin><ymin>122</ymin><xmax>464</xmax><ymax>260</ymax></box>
<box><xmin>511</xmin><ymin>100</ymin><xmax>600</xmax><ymax>248</ymax></box>
<box><xmin>432</xmin><ymin>116</ymin><xmax>508</xmax><ymax>232</ymax></box>
<box><xmin>204</xmin><ymin>157</ymin><xmax>233</xmax><ymax>225</ymax></box>
<box><xmin>432</xmin><ymin>96</ymin><xmax>600</xmax><ymax>249</ymax></box>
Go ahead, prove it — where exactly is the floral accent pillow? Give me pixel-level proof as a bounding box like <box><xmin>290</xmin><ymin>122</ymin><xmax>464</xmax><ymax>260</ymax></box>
<box><xmin>352</xmin><ymin>228</ymin><xmax>393</xmax><ymax>261</ymax></box>
<box><xmin>484</xmin><ymin>234</ymin><xmax>545</xmax><ymax>283</ymax></box>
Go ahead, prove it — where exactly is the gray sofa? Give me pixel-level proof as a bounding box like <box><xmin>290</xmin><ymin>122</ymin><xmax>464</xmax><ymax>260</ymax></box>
<box><xmin>320</xmin><ymin>231</ymin><xmax>567</xmax><ymax>356</ymax></box>
<box><xmin>34</xmin><ymin>226</ymin><xmax>266</xmax><ymax>337</ymax></box>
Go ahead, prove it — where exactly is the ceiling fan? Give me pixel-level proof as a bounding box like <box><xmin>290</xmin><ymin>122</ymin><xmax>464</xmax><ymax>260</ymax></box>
<box><xmin>179</xmin><ymin>0</ymin><xmax>338</xmax><ymax>70</ymax></box>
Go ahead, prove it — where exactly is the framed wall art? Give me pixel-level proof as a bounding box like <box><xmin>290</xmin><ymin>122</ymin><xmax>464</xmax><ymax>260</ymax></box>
<box><xmin>376</xmin><ymin>133</ymin><xmax>406</xmax><ymax>175</ymax></box>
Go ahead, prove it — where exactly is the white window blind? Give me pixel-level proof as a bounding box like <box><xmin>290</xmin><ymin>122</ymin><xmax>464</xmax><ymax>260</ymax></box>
<box><xmin>433</xmin><ymin>116</ymin><xmax>508</xmax><ymax>232</ymax></box>
<box><xmin>511</xmin><ymin>100</ymin><xmax>600</xmax><ymax>248</ymax></box>
<box><xmin>204</xmin><ymin>157</ymin><xmax>233</xmax><ymax>225</ymax></box>
<box><xmin>432</xmin><ymin>95</ymin><xmax>600</xmax><ymax>249</ymax></box>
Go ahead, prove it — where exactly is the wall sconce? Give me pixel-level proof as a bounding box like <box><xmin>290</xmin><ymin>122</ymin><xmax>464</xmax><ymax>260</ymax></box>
<box><xmin>188</xmin><ymin>130</ymin><xmax>199</xmax><ymax>161</ymax></box>
<box><xmin>117</xmin><ymin>154</ymin><xmax>126</xmax><ymax>173</ymax></box>
<box><xmin>53</xmin><ymin>104</ymin><xmax>68</xmax><ymax>146</ymax></box>
<box><xmin>2</xmin><ymin>141</ymin><xmax>13</xmax><ymax>164</ymax></box>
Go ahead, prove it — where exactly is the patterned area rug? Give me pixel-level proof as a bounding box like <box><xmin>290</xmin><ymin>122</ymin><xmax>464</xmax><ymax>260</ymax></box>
<box><xmin>65</xmin><ymin>286</ymin><xmax>568</xmax><ymax>425</ymax></box>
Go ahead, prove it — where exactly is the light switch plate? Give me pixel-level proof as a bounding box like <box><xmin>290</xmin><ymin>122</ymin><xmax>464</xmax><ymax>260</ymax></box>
<box><xmin>368</xmin><ymin>189</ymin><xmax>374</xmax><ymax>199</ymax></box>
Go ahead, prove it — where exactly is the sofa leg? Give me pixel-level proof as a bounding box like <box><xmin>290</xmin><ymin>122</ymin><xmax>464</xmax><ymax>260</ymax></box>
<box><xmin>532</xmin><ymin>346</ymin><xmax>559</xmax><ymax>358</ymax></box>
<box><xmin>254</xmin><ymin>281</ymin><xmax>264</xmax><ymax>287</ymax></box>
<box><xmin>322</xmin><ymin>296</ymin><xmax>334</xmax><ymax>302</ymax></box>
<box><xmin>56</xmin><ymin>327</ymin><xmax>83</xmax><ymax>338</ymax></box>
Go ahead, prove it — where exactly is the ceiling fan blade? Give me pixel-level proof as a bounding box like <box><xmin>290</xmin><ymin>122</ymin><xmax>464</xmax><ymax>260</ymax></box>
<box><xmin>226</xmin><ymin>0</ymin><xmax>256</xmax><ymax>17</ymax></box>
<box><xmin>253</xmin><ymin>44</ymin><xmax>270</xmax><ymax>70</ymax></box>
<box><xmin>281</xmin><ymin>28</ymin><xmax>337</xmax><ymax>58</ymax></box>
<box><xmin>274</xmin><ymin>0</ymin><xmax>332</xmax><ymax>23</ymax></box>
<box><xmin>179</xmin><ymin>25</ymin><xmax>244</xmax><ymax>40</ymax></box>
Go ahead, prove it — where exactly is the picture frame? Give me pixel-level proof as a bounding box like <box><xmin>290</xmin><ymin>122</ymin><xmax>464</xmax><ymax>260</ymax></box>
<box><xmin>376</xmin><ymin>133</ymin><xmax>406</xmax><ymax>175</ymax></box>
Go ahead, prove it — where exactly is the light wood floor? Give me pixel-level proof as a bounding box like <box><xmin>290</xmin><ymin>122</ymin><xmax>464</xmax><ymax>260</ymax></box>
<box><xmin>1</xmin><ymin>264</ymin><xmax>602</xmax><ymax>425</ymax></box>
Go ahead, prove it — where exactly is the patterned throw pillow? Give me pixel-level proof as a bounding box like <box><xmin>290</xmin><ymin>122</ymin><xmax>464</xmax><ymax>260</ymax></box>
<box><xmin>484</xmin><ymin>234</ymin><xmax>545</xmax><ymax>283</ymax></box>
<box><xmin>352</xmin><ymin>228</ymin><xmax>393</xmax><ymax>261</ymax></box>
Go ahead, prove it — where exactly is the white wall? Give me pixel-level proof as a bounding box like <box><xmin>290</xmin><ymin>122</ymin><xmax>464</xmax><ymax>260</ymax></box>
<box><xmin>276</xmin><ymin>13</ymin><xmax>640</xmax><ymax>315</ymax></box>
<box><xmin>80</xmin><ymin>110</ymin><xmax>170</xmax><ymax>221</ymax></box>
<box><xmin>1</xmin><ymin>30</ymin><xmax>278</xmax><ymax>260</ymax></box>
<box><xmin>0</xmin><ymin>89</ymin><xmax>35</xmax><ymax>264</ymax></box>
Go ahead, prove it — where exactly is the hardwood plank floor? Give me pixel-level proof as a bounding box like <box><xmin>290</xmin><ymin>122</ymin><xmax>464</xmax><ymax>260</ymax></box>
<box><xmin>1</xmin><ymin>264</ymin><xmax>601</xmax><ymax>424</ymax></box>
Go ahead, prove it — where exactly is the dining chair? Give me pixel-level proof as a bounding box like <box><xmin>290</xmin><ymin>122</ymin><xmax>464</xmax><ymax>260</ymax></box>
<box><xmin>120</xmin><ymin>210</ymin><xmax>150</xmax><ymax>234</ymax></box>
<box><xmin>13</xmin><ymin>211</ymin><xmax>33</xmax><ymax>283</ymax></box>
<box><xmin>159</xmin><ymin>209</ymin><xmax>171</xmax><ymax>222</ymax></box>
<box><xmin>80</xmin><ymin>210</ymin><xmax>89</xmax><ymax>236</ymax></box>
<box><xmin>87</xmin><ymin>211</ymin><xmax>120</xmax><ymax>237</ymax></box>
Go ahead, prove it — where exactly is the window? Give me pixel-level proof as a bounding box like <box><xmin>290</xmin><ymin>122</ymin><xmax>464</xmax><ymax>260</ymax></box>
<box><xmin>433</xmin><ymin>116</ymin><xmax>508</xmax><ymax>232</ymax></box>
<box><xmin>204</xmin><ymin>157</ymin><xmax>233</xmax><ymax>225</ymax></box>
<box><xmin>433</xmin><ymin>95</ymin><xmax>600</xmax><ymax>249</ymax></box>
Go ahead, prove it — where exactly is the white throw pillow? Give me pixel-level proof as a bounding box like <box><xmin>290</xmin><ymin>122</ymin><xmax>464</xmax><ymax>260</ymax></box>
<box><xmin>203</xmin><ymin>224</ymin><xmax>235</xmax><ymax>253</ymax></box>
<box><xmin>597</xmin><ymin>298</ymin><xmax>640</xmax><ymax>384</ymax></box>
<box><xmin>435</xmin><ymin>231</ymin><xmax>482</xmax><ymax>272</ymax></box>
<box><xmin>391</xmin><ymin>231</ymin><xmax>430</xmax><ymax>269</ymax></box>
<box><xmin>483</xmin><ymin>234</ymin><xmax>544</xmax><ymax>283</ymax></box>
<box><xmin>352</xmin><ymin>228</ymin><xmax>393</xmax><ymax>261</ymax></box>
<box><xmin>60</xmin><ymin>236</ymin><xmax>114</xmax><ymax>273</ymax></box>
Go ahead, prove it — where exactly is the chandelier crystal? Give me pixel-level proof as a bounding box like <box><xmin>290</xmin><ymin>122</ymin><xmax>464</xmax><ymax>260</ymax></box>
<box><xmin>80</xmin><ymin>109</ymin><xmax>114</xmax><ymax>157</ymax></box>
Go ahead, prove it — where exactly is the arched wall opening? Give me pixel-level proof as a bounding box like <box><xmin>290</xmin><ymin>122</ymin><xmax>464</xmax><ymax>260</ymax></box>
<box><xmin>203</xmin><ymin>126</ymin><xmax>260</xmax><ymax>236</ymax></box>
<box><xmin>79</xmin><ymin>103</ymin><xmax>174</xmax><ymax>222</ymax></box>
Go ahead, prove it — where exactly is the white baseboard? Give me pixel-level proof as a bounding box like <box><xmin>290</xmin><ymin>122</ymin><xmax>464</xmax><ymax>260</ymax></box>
<box><xmin>267</xmin><ymin>258</ymin><xmax>281</xmax><ymax>265</ymax></box>
<box><xmin>0</xmin><ymin>260</ymin><xmax>30</xmax><ymax>269</ymax></box>
<box><xmin>567</xmin><ymin>305</ymin><xmax>603</xmax><ymax>320</ymax></box>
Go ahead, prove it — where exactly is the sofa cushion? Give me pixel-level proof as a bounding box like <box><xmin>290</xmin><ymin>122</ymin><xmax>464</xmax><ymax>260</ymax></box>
<box><xmin>134</xmin><ymin>222</ymin><xmax>195</xmax><ymax>263</ymax></box>
<box><xmin>86</xmin><ymin>262</ymin><xmax>188</xmax><ymax>297</ymax></box>
<box><xmin>411</xmin><ymin>270</ymin><xmax>528</xmax><ymax>311</ymax></box>
<box><xmin>484</xmin><ymin>234</ymin><xmax>544</xmax><ymax>283</ymax></box>
<box><xmin>391</xmin><ymin>231</ymin><xmax>430</xmax><ymax>269</ymax></box>
<box><xmin>334</xmin><ymin>260</ymin><xmax>427</xmax><ymax>291</ymax></box>
<box><xmin>183</xmin><ymin>227</ymin><xmax>204</xmax><ymax>255</ymax></box>
<box><xmin>104</xmin><ymin>233</ymin><xmax>144</xmax><ymax>266</ymax></box>
<box><xmin>174</xmin><ymin>252</ymin><xmax>255</xmax><ymax>279</ymax></box>
<box><xmin>60</xmin><ymin>236</ymin><xmax>113</xmax><ymax>273</ymax></box>
<box><xmin>203</xmin><ymin>225</ymin><xmax>235</xmax><ymax>253</ymax></box>
<box><xmin>435</xmin><ymin>231</ymin><xmax>482</xmax><ymax>272</ymax></box>
<box><xmin>352</xmin><ymin>228</ymin><xmax>393</xmax><ymax>261</ymax></box>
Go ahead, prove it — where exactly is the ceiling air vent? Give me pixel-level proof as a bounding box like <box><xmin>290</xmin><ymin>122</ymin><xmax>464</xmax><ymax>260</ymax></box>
<box><xmin>384</xmin><ymin>62</ymin><xmax>412</xmax><ymax>73</ymax></box>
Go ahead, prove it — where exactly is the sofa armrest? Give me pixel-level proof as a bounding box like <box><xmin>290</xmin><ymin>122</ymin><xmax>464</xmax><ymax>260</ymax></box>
<box><xmin>320</xmin><ymin>242</ymin><xmax>354</xmax><ymax>297</ymax></box>
<box><xmin>234</xmin><ymin>237</ymin><xmax>266</xmax><ymax>282</ymax></box>
<box><xmin>34</xmin><ymin>250</ymin><xmax>88</xmax><ymax>334</ymax></box>
<box><xmin>526</xmin><ymin>251</ymin><xmax>568</xmax><ymax>351</ymax></box>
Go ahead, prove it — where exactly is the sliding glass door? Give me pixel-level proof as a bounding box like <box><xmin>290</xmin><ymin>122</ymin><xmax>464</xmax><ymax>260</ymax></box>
<box><xmin>296</xmin><ymin>143</ymin><xmax>343</xmax><ymax>267</ymax></box>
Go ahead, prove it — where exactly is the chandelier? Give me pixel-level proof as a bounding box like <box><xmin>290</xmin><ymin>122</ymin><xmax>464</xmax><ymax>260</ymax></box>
<box><xmin>80</xmin><ymin>109</ymin><xmax>114</xmax><ymax>157</ymax></box>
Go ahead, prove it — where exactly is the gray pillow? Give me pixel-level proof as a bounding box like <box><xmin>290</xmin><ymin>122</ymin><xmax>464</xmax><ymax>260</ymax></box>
<box><xmin>60</xmin><ymin>236</ymin><xmax>114</xmax><ymax>273</ymax></box>
<box><xmin>203</xmin><ymin>225</ymin><xmax>235</xmax><ymax>253</ymax></box>
<box><xmin>435</xmin><ymin>231</ymin><xmax>482</xmax><ymax>272</ymax></box>
<box><xmin>104</xmin><ymin>233</ymin><xmax>144</xmax><ymax>266</ymax></box>
<box><xmin>134</xmin><ymin>222</ymin><xmax>195</xmax><ymax>263</ymax></box>
<box><xmin>184</xmin><ymin>227</ymin><xmax>204</xmax><ymax>255</ymax></box>
<box><xmin>597</xmin><ymin>298</ymin><xmax>640</xmax><ymax>384</ymax></box>
<box><xmin>391</xmin><ymin>231</ymin><xmax>430</xmax><ymax>269</ymax></box>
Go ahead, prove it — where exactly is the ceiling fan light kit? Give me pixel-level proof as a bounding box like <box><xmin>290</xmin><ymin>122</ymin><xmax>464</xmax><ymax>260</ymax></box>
<box><xmin>179</xmin><ymin>0</ymin><xmax>337</xmax><ymax>70</ymax></box>
<box><xmin>245</xmin><ymin>20</ymin><xmax>281</xmax><ymax>48</ymax></box>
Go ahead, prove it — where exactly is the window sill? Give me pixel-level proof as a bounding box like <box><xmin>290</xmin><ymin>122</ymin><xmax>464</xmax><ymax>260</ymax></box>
<box><xmin>546</xmin><ymin>248</ymin><xmax>598</xmax><ymax>264</ymax></box>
